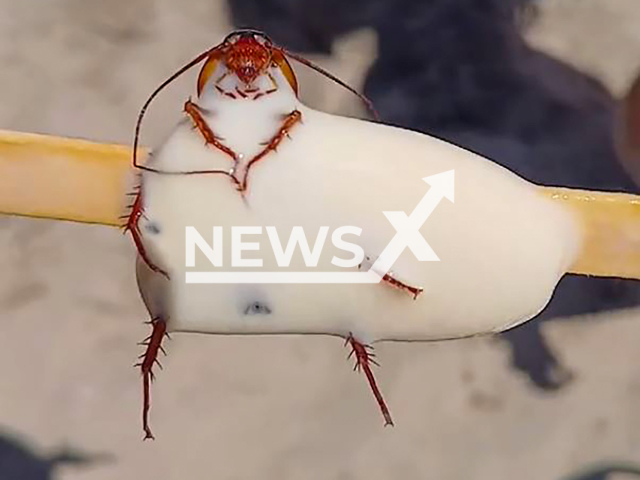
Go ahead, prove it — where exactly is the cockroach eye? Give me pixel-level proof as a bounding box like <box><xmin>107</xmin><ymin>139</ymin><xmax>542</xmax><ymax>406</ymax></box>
<box><xmin>223</xmin><ymin>31</ymin><xmax>241</xmax><ymax>44</ymax></box>
<box><xmin>253</xmin><ymin>33</ymin><xmax>272</xmax><ymax>46</ymax></box>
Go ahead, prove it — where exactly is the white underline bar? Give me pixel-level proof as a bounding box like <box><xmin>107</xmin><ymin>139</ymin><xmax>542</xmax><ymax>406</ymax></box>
<box><xmin>185</xmin><ymin>271</ymin><xmax>384</xmax><ymax>284</ymax></box>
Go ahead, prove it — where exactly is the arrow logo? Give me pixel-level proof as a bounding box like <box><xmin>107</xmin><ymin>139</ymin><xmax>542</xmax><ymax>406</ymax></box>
<box><xmin>368</xmin><ymin>170</ymin><xmax>454</xmax><ymax>279</ymax></box>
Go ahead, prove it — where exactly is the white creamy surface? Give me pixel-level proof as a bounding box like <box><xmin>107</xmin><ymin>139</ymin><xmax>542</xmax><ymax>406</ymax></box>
<box><xmin>136</xmin><ymin>66</ymin><xmax>582</xmax><ymax>342</ymax></box>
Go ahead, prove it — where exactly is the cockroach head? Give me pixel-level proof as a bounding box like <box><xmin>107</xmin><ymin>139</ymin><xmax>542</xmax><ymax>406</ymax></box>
<box><xmin>220</xmin><ymin>30</ymin><xmax>274</xmax><ymax>86</ymax></box>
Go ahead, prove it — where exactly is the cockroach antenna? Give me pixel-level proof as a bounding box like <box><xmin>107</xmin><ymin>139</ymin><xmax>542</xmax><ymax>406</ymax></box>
<box><xmin>280</xmin><ymin>48</ymin><xmax>379</xmax><ymax>120</ymax></box>
<box><xmin>132</xmin><ymin>47</ymin><xmax>219</xmax><ymax>171</ymax></box>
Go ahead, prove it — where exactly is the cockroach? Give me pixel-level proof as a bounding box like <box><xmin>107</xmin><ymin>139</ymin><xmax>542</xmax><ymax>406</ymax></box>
<box><xmin>121</xmin><ymin>27</ymin><xmax>580</xmax><ymax>441</ymax></box>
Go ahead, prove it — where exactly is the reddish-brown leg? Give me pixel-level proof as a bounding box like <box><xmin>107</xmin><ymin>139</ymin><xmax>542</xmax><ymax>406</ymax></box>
<box><xmin>135</xmin><ymin>317</ymin><xmax>169</xmax><ymax>440</ymax></box>
<box><xmin>239</xmin><ymin>110</ymin><xmax>302</xmax><ymax>192</ymax></box>
<box><xmin>358</xmin><ymin>257</ymin><xmax>423</xmax><ymax>299</ymax></box>
<box><xmin>123</xmin><ymin>189</ymin><xmax>168</xmax><ymax>278</ymax></box>
<box><xmin>252</xmin><ymin>72</ymin><xmax>279</xmax><ymax>100</ymax></box>
<box><xmin>184</xmin><ymin>99</ymin><xmax>239</xmax><ymax>162</ymax></box>
<box><xmin>252</xmin><ymin>88</ymin><xmax>277</xmax><ymax>101</ymax></box>
<box><xmin>214</xmin><ymin>85</ymin><xmax>237</xmax><ymax>99</ymax></box>
<box><xmin>345</xmin><ymin>334</ymin><xmax>394</xmax><ymax>426</ymax></box>
<box><xmin>235</xmin><ymin>86</ymin><xmax>248</xmax><ymax>98</ymax></box>
<box><xmin>381</xmin><ymin>273</ymin><xmax>424</xmax><ymax>300</ymax></box>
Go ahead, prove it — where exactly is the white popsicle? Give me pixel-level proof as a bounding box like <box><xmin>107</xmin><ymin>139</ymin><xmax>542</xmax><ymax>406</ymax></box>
<box><xmin>136</xmin><ymin>63</ymin><xmax>582</xmax><ymax>344</ymax></box>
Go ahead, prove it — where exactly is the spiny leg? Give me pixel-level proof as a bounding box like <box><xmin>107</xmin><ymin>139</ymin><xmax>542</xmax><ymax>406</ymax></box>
<box><xmin>183</xmin><ymin>99</ymin><xmax>239</xmax><ymax>162</ymax></box>
<box><xmin>239</xmin><ymin>109</ymin><xmax>302</xmax><ymax>192</ymax></box>
<box><xmin>345</xmin><ymin>334</ymin><xmax>394</xmax><ymax>426</ymax></box>
<box><xmin>135</xmin><ymin>317</ymin><xmax>169</xmax><ymax>440</ymax></box>
<box><xmin>131</xmin><ymin>99</ymin><xmax>243</xmax><ymax>187</ymax></box>
<box><xmin>122</xmin><ymin>189</ymin><xmax>168</xmax><ymax>278</ymax></box>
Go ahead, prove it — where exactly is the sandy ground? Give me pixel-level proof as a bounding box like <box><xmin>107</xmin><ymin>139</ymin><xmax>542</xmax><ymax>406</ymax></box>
<box><xmin>1</xmin><ymin>1</ymin><xmax>640</xmax><ymax>479</ymax></box>
<box><xmin>525</xmin><ymin>0</ymin><xmax>640</xmax><ymax>96</ymax></box>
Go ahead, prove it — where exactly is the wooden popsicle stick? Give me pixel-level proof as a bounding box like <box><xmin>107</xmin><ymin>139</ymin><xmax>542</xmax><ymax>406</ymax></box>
<box><xmin>0</xmin><ymin>129</ymin><xmax>138</xmax><ymax>227</ymax></box>
<box><xmin>0</xmin><ymin>129</ymin><xmax>639</xmax><ymax>279</ymax></box>
<box><xmin>540</xmin><ymin>187</ymin><xmax>640</xmax><ymax>279</ymax></box>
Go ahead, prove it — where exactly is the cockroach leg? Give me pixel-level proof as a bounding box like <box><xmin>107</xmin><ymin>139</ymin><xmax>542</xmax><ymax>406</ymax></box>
<box><xmin>215</xmin><ymin>71</ymin><xmax>230</xmax><ymax>85</ymax></box>
<box><xmin>252</xmin><ymin>89</ymin><xmax>277</xmax><ymax>101</ymax></box>
<box><xmin>345</xmin><ymin>334</ymin><xmax>394</xmax><ymax>426</ymax></box>
<box><xmin>381</xmin><ymin>273</ymin><xmax>424</xmax><ymax>300</ymax></box>
<box><xmin>183</xmin><ymin>99</ymin><xmax>239</xmax><ymax>162</ymax></box>
<box><xmin>239</xmin><ymin>109</ymin><xmax>302</xmax><ymax>192</ymax></box>
<box><xmin>358</xmin><ymin>255</ymin><xmax>423</xmax><ymax>299</ymax></box>
<box><xmin>266</xmin><ymin>71</ymin><xmax>278</xmax><ymax>90</ymax></box>
<box><xmin>123</xmin><ymin>188</ymin><xmax>169</xmax><ymax>279</ymax></box>
<box><xmin>135</xmin><ymin>316</ymin><xmax>169</xmax><ymax>440</ymax></box>
<box><xmin>213</xmin><ymin>85</ymin><xmax>237</xmax><ymax>100</ymax></box>
<box><xmin>253</xmin><ymin>74</ymin><xmax>279</xmax><ymax>100</ymax></box>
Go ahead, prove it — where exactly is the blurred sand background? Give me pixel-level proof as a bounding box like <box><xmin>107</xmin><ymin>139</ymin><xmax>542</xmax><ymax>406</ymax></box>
<box><xmin>1</xmin><ymin>1</ymin><xmax>640</xmax><ymax>479</ymax></box>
